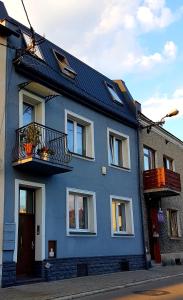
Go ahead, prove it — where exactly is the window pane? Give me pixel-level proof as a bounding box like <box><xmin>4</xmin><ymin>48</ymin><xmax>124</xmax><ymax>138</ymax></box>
<box><xmin>144</xmin><ymin>156</ymin><xmax>150</xmax><ymax>171</ymax></box>
<box><xmin>78</xmin><ymin>196</ymin><xmax>88</xmax><ymax>229</ymax></box>
<box><xmin>19</xmin><ymin>189</ymin><xmax>26</xmax><ymax>213</ymax></box>
<box><xmin>67</xmin><ymin>120</ymin><xmax>74</xmax><ymax>152</ymax></box>
<box><xmin>69</xmin><ymin>194</ymin><xmax>76</xmax><ymax>229</ymax></box>
<box><xmin>109</xmin><ymin>135</ymin><xmax>114</xmax><ymax>164</ymax></box>
<box><xmin>115</xmin><ymin>139</ymin><xmax>122</xmax><ymax>166</ymax></box>
<box><xmin>112</xmin><ymin>201</ymin><xmax>117</xmax><ymax>232</ymax></box>
<box><xmin>118</xmin><ymin>203</ymin><xmax>126</xmax><ymax>232</ymax></box>
<box><xmin>170</xmin><ymin>210</ymin><xmax>178</xmax><ymax>237</ymax></box>
<box><xmin>23</xmin><ymin>102</ymin><xmax>35</xmax><ymax>126</ymax></box>
<box><xmin>107</xmin><ymin>85</ymin><xmax>122</xmax><ymax>103</ymax></box>
<box><xmin>76</xmin><ymin>124</ymin><xmax>84</xmax><ymax>155</ymax></box>
<box><xmin>19</xmin><ymin>189</ymin><xmax>34</xmax><ymax>214</ymax></box>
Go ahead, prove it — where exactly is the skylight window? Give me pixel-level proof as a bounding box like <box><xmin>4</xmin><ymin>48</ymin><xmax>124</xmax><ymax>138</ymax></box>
<box><xmin>23</xmin><ymin>32</ymin><xmax>43</xmax><ymax>60</ymax></box>
<box><xmin>53</xmin><ymin>50</ymin><xmax>77</xmax><ymax>79</ymax></box>
<box><xmin>106</xmin><ymin>83</ymin><xmax>123</xmax><ymax>104</ymax></box>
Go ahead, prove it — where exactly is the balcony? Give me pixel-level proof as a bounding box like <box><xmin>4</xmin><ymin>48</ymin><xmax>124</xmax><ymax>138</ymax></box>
<box><xmin>12</xmin><ymin>122</ymin><xmax>73</xmax><ymax>175</ymax></box>
<box><xmin>143</xmin><ymin>168</ymin><xmax>181</xmax><ymax>198</ymax></box>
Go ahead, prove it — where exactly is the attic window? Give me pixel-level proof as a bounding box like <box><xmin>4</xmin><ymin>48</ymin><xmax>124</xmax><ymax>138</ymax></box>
<box><xmin>23</xmin><ymin>32</ymin><xmax>44</xmax><ymax>60</ymax></box>
<box><xmin>106</xmin><ymin>83</ymin><xmax>123</xmax><ymax>104</ymax></box>
<box><xmin>53</xmin><ymin>50</ymin><xmax>77</xmax><ymax>79</ymax></box>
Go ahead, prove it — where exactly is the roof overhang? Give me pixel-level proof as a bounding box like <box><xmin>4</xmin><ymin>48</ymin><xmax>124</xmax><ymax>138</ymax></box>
<box><xmin>18</xmin><ymin>81</ymin><xmax>60</xmax><ymax>102</ymax></box>
<box><xmin>0</xmin><ymin>19</ymin><xmax>20</xmax><ymax>37</ymax></box>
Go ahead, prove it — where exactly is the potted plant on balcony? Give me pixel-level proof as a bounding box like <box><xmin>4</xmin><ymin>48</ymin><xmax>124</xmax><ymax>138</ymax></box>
<box><xmin>22</xmin><ymin>124</ymin><xmax>41</xmax><ymax>156</ymax></box>
<box><xmin>37</xmin><ymin>146</ymin><xmax>54</xmax><ymax>161</ymax></box>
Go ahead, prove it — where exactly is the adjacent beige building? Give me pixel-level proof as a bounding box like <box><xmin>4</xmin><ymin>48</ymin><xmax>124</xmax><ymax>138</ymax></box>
<box><xmin>139</xmin><ymin>112</ymin><xmax>183</xmax><ymax>265</ymax></box>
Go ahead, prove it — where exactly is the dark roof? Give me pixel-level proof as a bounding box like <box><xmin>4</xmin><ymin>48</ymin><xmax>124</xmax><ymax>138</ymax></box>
<box><xmin>2</xmin><ymin>1</ymin><xmax>138</xmax><ymax>127</ymax></box>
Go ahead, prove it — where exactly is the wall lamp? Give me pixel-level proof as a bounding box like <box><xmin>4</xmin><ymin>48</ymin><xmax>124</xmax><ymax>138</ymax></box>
<box><xmin>141</xmin><ymin>108</ymin><xmax>179</xmax><ymax>134</ymax></box>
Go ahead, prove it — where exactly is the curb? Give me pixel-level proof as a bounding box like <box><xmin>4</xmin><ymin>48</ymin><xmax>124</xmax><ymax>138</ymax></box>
<box><xmin>50</xmin><ymin>272</ymin><xmax>183</xmax><ymax>300</ymax></box>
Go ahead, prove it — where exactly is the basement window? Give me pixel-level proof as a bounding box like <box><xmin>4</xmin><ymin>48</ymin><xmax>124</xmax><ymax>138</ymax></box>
<box><xmin>53</xmin><ymin>50</ymin><xmax>77</xmax><ymax>79</ymax></box>
<box><xmin>106</xmin><ymin>82</ymin><xmax>123</xmax><ymax>104</ymax></box>
<box><xmin>22</xmin><ymin>32</ymin><xmax>44</xmax><ymax>60</ymax></box>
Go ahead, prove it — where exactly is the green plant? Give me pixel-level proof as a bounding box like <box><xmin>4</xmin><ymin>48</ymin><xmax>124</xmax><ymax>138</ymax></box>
<box><xmin>23</xmin><ymin>124</ymin><xmax>41</xmax><ymax>147</ymax></box>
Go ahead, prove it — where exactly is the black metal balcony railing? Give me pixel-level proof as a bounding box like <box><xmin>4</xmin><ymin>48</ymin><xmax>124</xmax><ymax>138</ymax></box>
<box><xmin>13</xmin><ymin>122</ymin><xmax>72</xmax><ymax>166</ymax></box>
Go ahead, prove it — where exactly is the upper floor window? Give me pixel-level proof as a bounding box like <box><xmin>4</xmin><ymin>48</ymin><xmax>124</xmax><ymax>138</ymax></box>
<box><xmin>143</xmin><ymin>146</ymin><xmax>155</xmax><ymax>170</ymax></box>
<box><xmin>22</xmin><ymin>32</ymin><xmax>43</xmax><ymax>60</ymax></box>
<box><xmin>19</xmin><ymin>90</ymin><xmax>45</xmax><ymax>127</ymax></box>
<box><xmin>67</xmin><ymin>188</ymin><xmax>97</xmax><ymax>235</ymax></box>
<box><xmin>53</xmin><ymin>50</ymin><xmax>77</xmax><ymax>79</ymax></box>
<box><xmin>111</xmin><ymin>196</ymin><xmax>134</xmax><ymax>236</ymax></box>
<box><xmin>106</xmin><ymin>83</ymin><xmax>123</xmax><ymax>104</ymax></box>
<box><xmin>23</xmin><ymin>102</ymin><xmax>35</xmax><ymax>126</ymax></box>
<box><xmin>167</xmin><ymin>209</ymin><xmax>181</xmax><ymax>238</ymax></box>
<box><xmin>108</xmin><ymin>128</ymin><xmax>130</xmax><ymax>169</ymax></box>
<box><xmin>163</xmin><ymin>156</ymin><xmax>174</xmax><ymax>171</ymax></box>
<box><xmin>65</xmin><ymin>110</ymin><xmax>94</xmax><ymax>159</ymax></box>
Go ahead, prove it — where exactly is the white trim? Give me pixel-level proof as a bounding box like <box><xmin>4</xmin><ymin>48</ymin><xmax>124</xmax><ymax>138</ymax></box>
<box><xmin>65</xmin><ymin>110</ymin><xmax>95</xmax><ymax>159</ymax></box>
<box><xmin>110</xmin><ymin>195</ymin><xmax>134</xmax><ymax>237</ymax></box>
<box><xmin>107</xmin><ymin>127</ymin><xmax>131</xmax><ymax>170</ymax></box>
<box><xmin>66</xmin><ymin>187</ymin><xmax>97</xmax><ymax>236</ymax></box>
<box><xmin>14</xmin><ymin>179</ymin><xmax>45</xmax><ymax>262</ymax></box>
<box><xmin>19</xmin><ymin>90</ymin><xmax>45</xmax><ymax>127</ymax></box>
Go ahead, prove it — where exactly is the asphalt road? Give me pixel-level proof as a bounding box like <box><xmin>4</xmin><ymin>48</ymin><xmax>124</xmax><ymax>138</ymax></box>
<box><xmin>81</xmin><ymin>274</ymin><xmax>183</xmax><ymax>300</ymax></box>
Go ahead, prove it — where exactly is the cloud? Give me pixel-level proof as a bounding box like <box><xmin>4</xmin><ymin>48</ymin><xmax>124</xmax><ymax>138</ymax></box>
<box><xmin>142</xmin><ymin>88</ymin><xmax>183</xmax><ymax>121</ymax></box>
<box><xmin>137</xmin><ymin>0</ymin><xmax>174</xmax><ymax>31</ymax></box>
<box><xmin>3</xmin><ymin>0</ymin><xmax>182</xmax><ymax>77</ymax></box>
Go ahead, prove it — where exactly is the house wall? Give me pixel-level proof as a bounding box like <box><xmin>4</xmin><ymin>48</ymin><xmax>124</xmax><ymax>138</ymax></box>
<box><xmin>1</xmin><ymin>33</ymin><xmax>145</xmax><ymax>286</ymax></box>
<box><xmin>139</xmin><ymin>126</ymin><xmax>183</xmax><ymax>263</ymax></box>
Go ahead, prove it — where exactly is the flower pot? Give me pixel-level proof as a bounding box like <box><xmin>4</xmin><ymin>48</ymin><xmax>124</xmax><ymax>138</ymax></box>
<box><xmin>40</xmin><ymin>151</ymin><xmax>49</xmax><ymax>161</ymax></box>
<box><xmin>23</xmin><ymin>143</ymin><xmax>33</xmax><ymax>156</ymax></box>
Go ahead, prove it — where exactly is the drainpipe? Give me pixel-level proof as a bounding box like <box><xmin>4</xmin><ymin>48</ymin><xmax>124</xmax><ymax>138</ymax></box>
<box><xmin>136</xmin><ymin>104</ymin><xmax>149</xmax><ymax>270</ymax></box>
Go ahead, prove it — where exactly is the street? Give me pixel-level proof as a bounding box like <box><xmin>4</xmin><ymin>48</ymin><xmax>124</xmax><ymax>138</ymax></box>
<box><xmin>82</xmin><ymin>274</ymin><xmax>183</xmax><ymax>300</ymax></box>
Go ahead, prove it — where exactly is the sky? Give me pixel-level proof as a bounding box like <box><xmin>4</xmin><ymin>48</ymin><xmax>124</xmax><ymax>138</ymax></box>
<box><xmin>3</xmin><ymin>0</ymin><xmax>183</xmax><ymax>140</ymax></box>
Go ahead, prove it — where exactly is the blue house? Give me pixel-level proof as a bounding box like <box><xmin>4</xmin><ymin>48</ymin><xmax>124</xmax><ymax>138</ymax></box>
<box><xmin>0</xmin><ymin>1</ymin><xmax>145</xmax><ymax>287</ymax></box>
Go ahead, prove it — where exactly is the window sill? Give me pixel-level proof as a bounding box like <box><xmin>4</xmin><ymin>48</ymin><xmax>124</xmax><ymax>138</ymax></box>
<box><xmin>109</xmin><ymin>164</ymin><xmax>131</xmax><ymax>172</ymax></box>
<box><xmin>113</xmin><ymin>233</ymin><xmax>134</xmax><ymax>237</ymax></box>
<box><xmin>68</xmin><ymin>231</ymin><xmax>96</xmax><ymax>237</ymax></box>
<box><xmin>71</xmin><ymin>152</ymin><xmax>95</xmax><ymax>161</ymax></box>
<box><xmin>169</xmin><ymin>236</ymin><xmax>182</xmax><ymax>240</ymax></box>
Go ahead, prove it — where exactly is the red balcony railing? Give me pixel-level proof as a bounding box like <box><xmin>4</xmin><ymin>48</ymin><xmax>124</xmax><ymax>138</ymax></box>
<box><xmin>143</xmin><ymin>168</ymin><xmax>181</xmax><ymax>196</ymax></box>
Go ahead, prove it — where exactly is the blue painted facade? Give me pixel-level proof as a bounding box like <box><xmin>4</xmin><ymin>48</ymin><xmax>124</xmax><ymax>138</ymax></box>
<box><xmin>0</xmin><ymin>1</ymin><xmax>145</xmax><ymax>286</ymax></box>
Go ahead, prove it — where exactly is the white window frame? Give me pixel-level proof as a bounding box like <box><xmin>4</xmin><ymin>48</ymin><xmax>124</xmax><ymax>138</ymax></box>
<box><xmin>19</xmin><ymin>90</ymin><xmax>45</xmax><ymax>127</ymax></box>
<box><xmin>110</xmin><ymin>195</ymin><xmax>134</xmax><ymax>237</ymax></box>
<box><xmin>66</xmin><ymin>188</ymin><xmax>97</xmax><ymax>236</ymax></box>
<box><xmin>107</xmin><ymin>127</ymin><xmax>131</xmax><ymax>170</ymax></box>
<box><xmin>65</xmin><ymin>110</ymin><xmax>95</xmax><ymax>160</ymax></box>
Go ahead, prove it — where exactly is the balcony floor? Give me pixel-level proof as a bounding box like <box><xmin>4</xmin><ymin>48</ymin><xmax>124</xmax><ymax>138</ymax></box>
<box><xmin>144</xmin><ymin>187</ymin><xmax>180</xmax><ymax>198</ymax></box>
<box><xmin>12</xmin><ymin>157</ymin><xmax>73</xmax><ymax>175</ymax></box>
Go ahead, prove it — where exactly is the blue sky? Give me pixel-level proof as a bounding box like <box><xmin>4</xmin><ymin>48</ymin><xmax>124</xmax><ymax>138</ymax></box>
<box><xmin>4</xmin><ymin>0</ymin><xmax>183</xmax><ymax>140</ymax></box>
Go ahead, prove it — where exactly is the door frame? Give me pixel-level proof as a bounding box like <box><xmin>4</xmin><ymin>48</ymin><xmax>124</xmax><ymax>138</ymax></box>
<box><xmin>14</xmin><ymin>179</ymin><xmax>45</xmax><ymax>263</ymax></box>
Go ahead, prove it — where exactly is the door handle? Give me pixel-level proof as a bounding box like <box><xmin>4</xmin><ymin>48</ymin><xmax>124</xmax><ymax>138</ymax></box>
<box><xmin>20</xmin><ymin>236</ymin><xmax>23</xmax><ymax>248</ymax></box>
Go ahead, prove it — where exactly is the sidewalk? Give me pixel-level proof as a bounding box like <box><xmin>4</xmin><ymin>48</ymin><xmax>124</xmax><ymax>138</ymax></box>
<box><xmin>1</xmin><ymin>265</ymin><xmax>183</xmax><ymax>300</ymax></box>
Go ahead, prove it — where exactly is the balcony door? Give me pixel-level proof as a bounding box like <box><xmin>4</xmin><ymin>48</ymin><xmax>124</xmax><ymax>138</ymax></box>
<box><xmin>16</xmin><ymin>188</ymin><xmax>35</xmax><ymax>276</ymax></box>
<box><xmin>19</xmin><ymin>90</ymin><xmax>45</xmax><ymax>127</ymax></box>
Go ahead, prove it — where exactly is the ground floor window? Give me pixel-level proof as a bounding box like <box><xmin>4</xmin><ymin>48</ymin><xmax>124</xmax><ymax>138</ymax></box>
<box><xmin>111</xmin><ymin>196</ymin><xmax>134</xmax><ymax>236</ymax></box>
<box><xmin>167</xmin><ymin>209</ymin><xmax>181</xmax><ymax>238</ymax></box>
<box><xmin>67</xmin><ymin>188</ymin><xmax>96</xmax><ymax>235</ymax></box>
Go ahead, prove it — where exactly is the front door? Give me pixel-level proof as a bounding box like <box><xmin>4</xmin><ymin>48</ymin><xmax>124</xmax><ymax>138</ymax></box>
<box><xmin>16</xmin><ymin>188</ymin><xmax>35</xmax><ymax>276</ymax></box>
<box><xmin>149</xmin><ymin>207</ymin><xmax>161</xmax><ymax>263</ymax></box>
